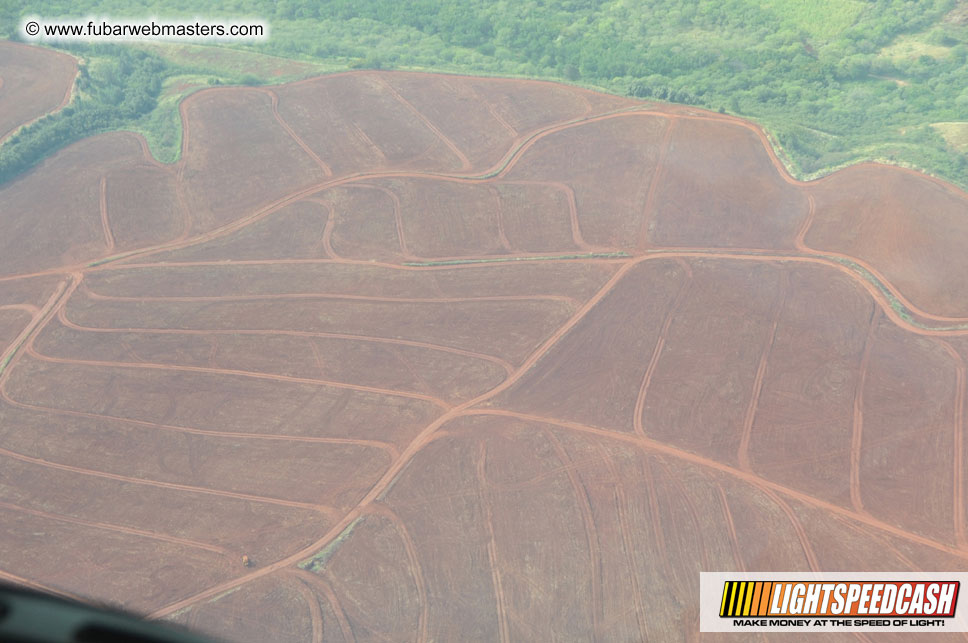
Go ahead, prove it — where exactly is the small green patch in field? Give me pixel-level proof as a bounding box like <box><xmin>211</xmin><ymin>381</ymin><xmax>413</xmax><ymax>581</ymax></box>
<box><xmin>932</xmin><ymin>122</ymin><xmax>968</xmax><ymax>154</ymax></box>
<box><xmin>880</xmin><ymin>34</ymin><xmax>953</xmax><ymax>60</ymax></box>
<box><xmin>299</xmin><ymin>517</ymin><xmax>363</xmax><ymax>573</ymax></box>
<box><xmin>759</xmin><ymin>0</ymin><xmax>865</xmax><ymax>41</ymax></box>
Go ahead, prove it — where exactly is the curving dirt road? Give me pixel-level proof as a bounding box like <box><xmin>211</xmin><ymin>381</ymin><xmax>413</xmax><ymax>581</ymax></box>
<box><xmin>365</xmin><ymin>503</ymin><xmax>429</xmax><ymax>642</ymax></box>
<box><xmin>291</xmin><ymin>573</ymin><xmax>324</xmax><ymax>643</ymax></box>
<box><xmin>290</xmin><ymin>568</ymin><xmax>356</xmax><ymax>643</ymax></box>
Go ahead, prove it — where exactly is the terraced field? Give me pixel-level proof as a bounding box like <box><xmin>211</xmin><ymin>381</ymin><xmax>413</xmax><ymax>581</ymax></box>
<box><xmin>3</xmin><ymin>45</ymin><xmax>968</xmax><ymax>641</ymax></box>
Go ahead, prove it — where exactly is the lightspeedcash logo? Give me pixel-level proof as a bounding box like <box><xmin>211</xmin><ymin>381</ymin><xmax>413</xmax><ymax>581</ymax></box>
<box><xmin>701</xmin><ymin>573</ymin><xmax>968</xmax><ymax>633</ymax></box>
<box><xmin>720</xmin><ymin>580</ymin><xmax>957</xmax><ymax>618</ymax></box>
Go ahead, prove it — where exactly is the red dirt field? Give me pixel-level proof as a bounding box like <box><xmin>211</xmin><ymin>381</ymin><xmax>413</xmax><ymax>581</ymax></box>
<box><xmin>0</xmin><ymin>42</ymin><xmax>76</xmax><ymax>143</ymax></box>
<box><xmin>0</xmin><ymin>275</ymin><xmax>61</xmax><ymax>344</ymax></box>
<box><xmin>34</xmin><ymin>315</ymin><xmax>508</xmax><ymax>405</ymax></box>
<box><xmin>2</xmin><ymin>354</ymin><xmax>439</xmax><ymax>451</ymax></box>
<box><xmin>744</xmin><ymin>263</ymin><xmax>874</xmax><ymax>507</ymax></box>
<box><xmin>0</xmin><ymin>393</ymin><xmax>392</xmax><ymax>509</ymax></box>
<box><xmin>3</xmin><ymin>45</ymin><xmax>968</xmax><ymax>642</ymax></box>
<box><xmin>273</xmin><ymin>74</ymin><xmax>470</xmax><ymax>176</ymax></box>
<box><xmin>378</xmin><ymin>178</ymin><xmax>513</xmax><ymax>258</ymax></box>
<box><xmin>504</xmin><ymin>113</ymin><xmax>669</xmax><ymax>249</ymax></box>
<box><xmin>636</xmin><ymin>260</ymin><xmax>786</xmax><ymax>464</ymax></box>
<box><xmin>487</xmin><ymin>258</ymin><xmax>692</xmax><ymax>431</ymax></box>
<box><xmin>103</xmin><ymin>163</ymin><xmax>186</xmax><ymax>247</ymax></box>
<box><xmin>0</xmin><ymin>309</ymin><xmax>31</xmax><ymax>352</ymax></box>
<box><xmin>178</xmin><ymin>88</ymin><xmax>327</xmax><ymax>233</ymax></box>
<box><xmin>0</xmin><ymin>133</ymin><xmax>164</xmax><ymax>275</ymax></box>
<box><xmin>803</xmin><ymin>163</ymin><xmax>968</xmax><ymax>317</ymax></box>
<box><xmin>61</xmin><ymin>289</ymin><xmax>578</xmax><ymax>365</ymax></box>
<box><xmin>648</xmin><ymin>117</ymin><xmax>809</xmax><ymax>249</ymax></box>
<box><xmin>83</xmin><ymin>261</ymin><xmax>617</xmax><ymax>301</ymax></box>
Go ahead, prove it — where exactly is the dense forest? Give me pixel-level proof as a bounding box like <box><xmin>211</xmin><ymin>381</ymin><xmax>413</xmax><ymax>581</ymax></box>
<box><xmin>3</xmin><ymin>0</ymin><xmax>968</xmax><ymax>186</ymax></box>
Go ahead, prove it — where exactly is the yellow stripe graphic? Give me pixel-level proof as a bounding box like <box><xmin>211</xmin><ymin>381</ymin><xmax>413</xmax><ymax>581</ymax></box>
<box><xmin>720</xmin><ymin>580</ymin><xmax>801</xmax><ymax>617</ymax></box>
<box><xmin>720</xmin><ymin>580</ymin><xmax>781</xmax><ymax>617</ymax></box>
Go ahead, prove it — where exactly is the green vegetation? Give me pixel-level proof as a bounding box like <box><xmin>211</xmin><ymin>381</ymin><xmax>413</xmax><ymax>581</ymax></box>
<box><xmin>298</xmin><ymin>517</ymin><xmax>362</xmax><ymax>573</ymax></box>
<box><xmin>3</xmin><ymin>0</ymin><xmax>968</xmax><ymax>187</ymax></box>
<box><xmin>759</xmin><ymin>0</ymin><xmax>866</xmax><ymax>41</ymax></box>
<box><xmin>880</xmin><ymin>33</ymin><xmax>954</xmax><ymax>60</ymax></box>
<box><xmin>933</xmin><ymin>121</ymin><xmax>968</xmax><ymax>153</ymax></box>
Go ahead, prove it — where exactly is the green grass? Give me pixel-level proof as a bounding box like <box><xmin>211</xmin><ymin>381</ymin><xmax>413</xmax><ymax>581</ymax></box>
<box><xmin>122</xmin><ymin>81</ymin><xmax>185</xmax><ymax>164</ymax></box>
<box><xmin>759</xmin><ymin>0</ymin><xmax>866</xmax><ymax>41</ymax></box>
<box><xmin>933</xmin><ymin>122</ymin><xmax>968</xmax><ymax>153</ymax></box>
<box><xmin>880</xmin><ymin>34</ymin><xmax>953</xmax><ymax>60</ymax></box>
<box><xmin>298</xmin><ymin>517</ymin><xmax>362</xmax><ymax>574</ymax></box>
